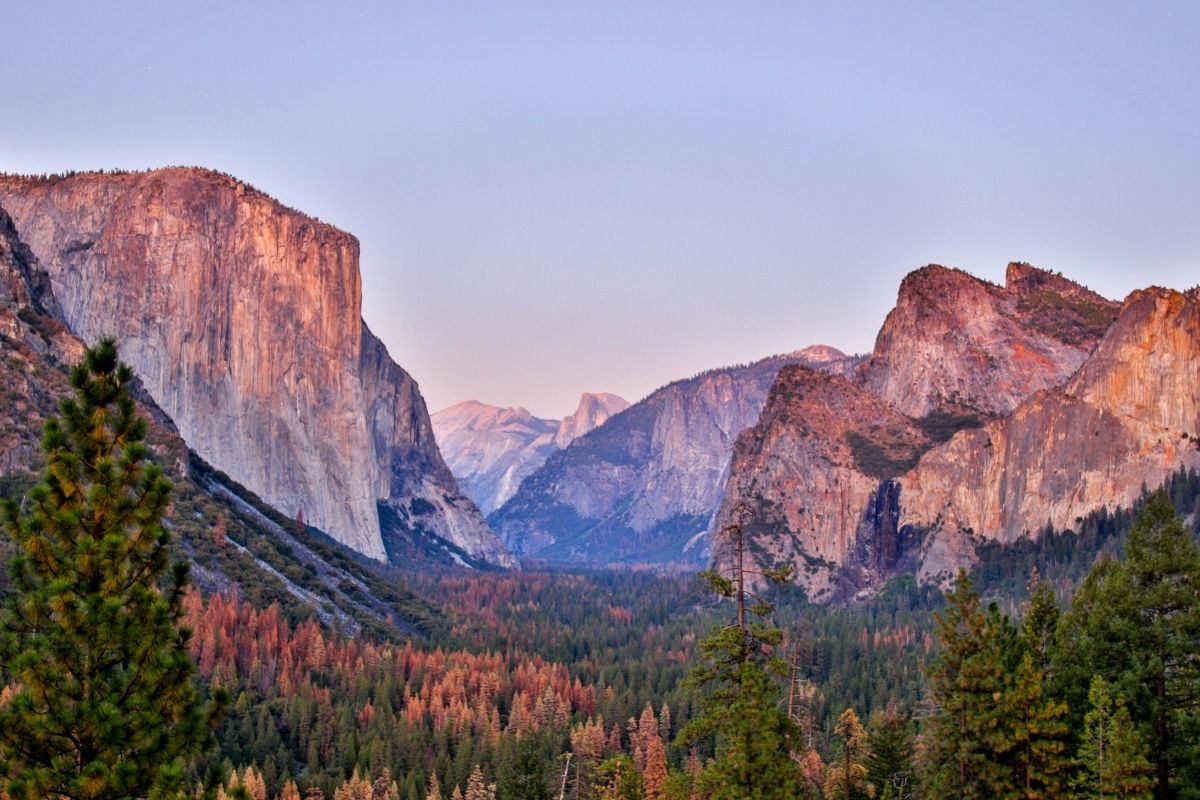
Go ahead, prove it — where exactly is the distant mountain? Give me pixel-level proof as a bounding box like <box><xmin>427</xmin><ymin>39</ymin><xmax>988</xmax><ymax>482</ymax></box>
<box><xmin>0</xmin><ymin>168</ymin><xmax>510</xmax><ymax>567</ymax></box>
<box><xmin>432</xmin><ymin>392</ymin><xmax>629</xmax><ymax>514</ymax></box>
<box><xmin>488</xmin><ymin>346</ymin><xmax>863</xmax><ymax>564</ymax></box>
<box><xmin>711</xmin><ymin>263</ymin><xmax>1200</xmax><ymax>603</ymax></box>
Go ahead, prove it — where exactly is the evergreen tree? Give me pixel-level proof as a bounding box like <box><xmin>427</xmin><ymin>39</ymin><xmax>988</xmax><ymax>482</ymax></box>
<box><xmin>865</xmin><ymin>704</ymin><xmax>915</xmax><ymax>800</ymax></box>
<box><xmin>594</xmin><ymin>756</ymin><xmax>643</xmax><ymax>800</ymax></box>
<box><xmin>1075</xmin><ymin>677</ymin><xmax>1154</xmax><ymax>800</ymax></box>
<box><xmin>921</xmin><ymin>571</ymin><xmax>1013</xmax><ymax>798</ymax></box>
<box><xmin>677</xmin><ymin>505</ymin><xmax>805</xmax><ymax>800</ymax></box>
<box><xmin>496</xmin><ymin>735</ymin><xmax>551</xmax><ymax>800</ymax></box>
<box><xmin>1053</xmin><ymin>491</ymin><xmax>1200</xmax><ymax>799</ymax></box>
<box><xmin>823</xmin><ymin>708</ymin><xmax>871</xmax><ymax>800</ymax></box>
<box><xmin>1020</xmin><ymin>575</ymin><xmax>1059</xmax><ymax>675</ymax></box>
<box><xmin>1003</xmin><ymin>653</ymin><xmax>1071</xmax><ymax>798</ymax></box>
<box><xmin>0</xmin><ymin>340</ymin><xmax>222</xmax><ymax>800</ymax></box>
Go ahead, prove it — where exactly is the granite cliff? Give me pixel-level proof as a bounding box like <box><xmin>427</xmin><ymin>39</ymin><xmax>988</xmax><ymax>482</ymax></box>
<box><xmin>899</xmin><ymin>286</ymin><xmax>1200</xmax><ymax>584</ymax></box>
<box><xmin>712</xmin><ymin>264</ymin><xmax>1196</xmax><ymax>602</ymax></box>
<box><xmin>0</xmin><ymin>168</ymin><xmax>508</xmax><ymax>566</ymax></box>
<box><xmin>490</xmin><ymin>346</ymin><xmax>862</xmax><ymax>563</ymax></box>
<box><xmin>859</xmin><ymin>263</ymin><xmax>1118</xmax><ymax>416</ymax></box>
<box><xmin>432</xmin><ymin>392</ymin><xmax>629</xmax><ymax>515</ymax></box>
<box><xmin>0</xmin><ymin>202</ymin><xmax>445</xmax><ymax>634</ymax></box>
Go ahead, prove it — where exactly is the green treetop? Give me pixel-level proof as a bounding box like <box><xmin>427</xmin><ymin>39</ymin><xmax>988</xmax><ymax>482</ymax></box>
<box><xmin>0</xmin><ymin>339</ymin><xmax>222</xmax><ymax>800</ymax></box>
<box><xmin>1053</xmin><ymin>491</ymin><xmax>1200</xmax><ymax>799</ymax></box>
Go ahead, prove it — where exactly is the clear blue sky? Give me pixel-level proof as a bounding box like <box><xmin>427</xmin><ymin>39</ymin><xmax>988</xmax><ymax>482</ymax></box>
<box><xmin>3</xmin><ymin>2</ymin><xmax>1198</xmax><ymax>417</ymax></box>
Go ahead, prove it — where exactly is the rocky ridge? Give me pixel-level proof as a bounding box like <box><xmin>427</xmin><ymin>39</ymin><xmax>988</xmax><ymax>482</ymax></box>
<box><xmin>713</xmin><ymin>264</ymin><xmax>1198</xmax><ymax>602</ymax></box>
<box><xmin>432</xmin><ymin>392</ymin><xmax>629</xmax><ymax>515</ymax></box>
<box><xmin>0</xmin><ymin>168</ymin><xmax>509</xmax><ymax>566</ymax></box>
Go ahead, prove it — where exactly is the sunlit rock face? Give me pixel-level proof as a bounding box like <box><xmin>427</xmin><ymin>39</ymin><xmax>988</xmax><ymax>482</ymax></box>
<box><xmin>432</xmin><ymin>393</ymin><xmax>629</xmax><ymax>516</ymax></box>
<box><xmin>490</xmin><ymin>346</ymin><xmax>863</xmax><ymax>564</ymax></box>
<box><xmin>859</xmin><ymin>263</ymin><xmax>1117</xmax><ymax>416</ymax></box>
<box><xmin>899</xmin><ymin>286</ymin><xmax>1200</xmax><ymax>584</ymax></box>
<box><xmin>0</xmin><ymin>168</ymin><xmax>508</xmax><ymax>565</ymax></box>
<box><xmin>713</xmin><ymin>264</ymin><xmax>1198</xmax><ymax>602</ymax></box>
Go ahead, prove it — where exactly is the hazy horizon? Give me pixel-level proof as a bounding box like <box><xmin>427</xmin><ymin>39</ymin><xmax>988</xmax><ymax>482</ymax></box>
<box><xmin>4</xmin><ymin>2</ymin><xmax>1198</xmax><ymax>418</ymax></box>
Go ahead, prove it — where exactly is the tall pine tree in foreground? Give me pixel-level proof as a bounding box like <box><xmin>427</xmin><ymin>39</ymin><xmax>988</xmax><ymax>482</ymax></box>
<box><xmin>677</xmin><ymin>503</ymin><xmax>805</xmax><ymax>800</ymax></box>
<box><xmin>1053</xmin><ymin>491</ymin><xmax>1200</xmax><ymax>799</ymax></box>
<box><xmin>0</xmin><ymin>339</ymin><xmax>222</xmax><ymax>800</ymax></box>
<box><xmin>922</xmin><ymin>571</ymin><xmax>1012</xmax><ymax>799</ymax></box>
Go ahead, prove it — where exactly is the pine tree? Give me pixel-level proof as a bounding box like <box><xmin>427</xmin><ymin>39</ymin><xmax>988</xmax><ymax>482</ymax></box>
<box><xmin>1075</xmin><ymin>677</ymin><xmax>1154</xmax><ymax>800</ymax></box>
<box><xmin>641</xmin><ymin>734</ymin><xmax>667</xmax><ymax>800</ymax></box>
<box><xmin>496</xmin><ymin>735</ymin><xmax>551</xmax><ymax>800</ymax></box>
<box><xmin>1020</xmin><ymin>575</ymin><xmax>1059</xmax><ymax>675</ymax></box>
<box><xmin>677</xmin><ymin>505</ymin><xmax>805</xmax><ymax>800</ymax></box>
<box><xmin>823</xmin><ymin>708</ymin><xmax>871</xmax><ymax>800</ymax></box>
<box><xmin>865</xmin><ymin>704</ymin><xmax>915</xmax><ymax>800</ymax></box>
<box><xmin>463</xmin><ymin>766</ymin><xmax>493</xmax><ymax>800</ymax></box>
<box><xmin>0</xmin><ymin>340</ymin><xmax>222</xmax><ymax>800</ymax></box>
<box><xmin>1003</xmin><ymin>653</ymin><xmax>1071</xmax><ymax>798</ymax></box>
<box><xmin>1053</xmin><ymin>491</ymin><xmax>1200</xmax><ymax>798</ymax></box>
<box><xmin>922</xmin><ymin>570</ymin><xmax>1013</xmax><ymax>799</ymax></box>
<box><xmin>426</xmin><ymin>772</ymin><xmax>442</xmax><ymax>800</ymax></box>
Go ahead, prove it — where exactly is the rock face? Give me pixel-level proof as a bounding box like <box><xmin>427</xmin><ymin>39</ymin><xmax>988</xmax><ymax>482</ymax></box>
<box><xmin>490</xmin><ymin>346</ymin><xmax>862</xmax><ymax>564</ymax></box>
<box><xmin>0</xmin><ymin>205</ymin><xmax>84</xmax><ymax>476</ymax></box>
<box><xmin>711</xmin><ymin>367</ymin><xmax>931</xmax><ymax>599</ymax></box>
<box><xmin>0</xmin><ymin>169</ymin><xmax>508</xmax><ymax>565</ymax></box>
<box><xmin>859</xmin><ymin>264</ymin><xmax>1118</xmax><ymax>416</ymax></box>
<box><xmin>712</xmin><ymin>264</ymin><xmax>1197</xmax><ymax>602</ymax></box>
<box><xmin>432</xmin><ymin>392</ymin><xmax>629</xmax><ymax>515</ymax></box>
<box><xmin>900</xmin><ymin>286</ymin><xmax>1200</xmax><ymax>583</ymax></box>
<box><xmin>555</xmin><ymin>392</ymin><xmax>630</xmax><ymax>448</ymax></box>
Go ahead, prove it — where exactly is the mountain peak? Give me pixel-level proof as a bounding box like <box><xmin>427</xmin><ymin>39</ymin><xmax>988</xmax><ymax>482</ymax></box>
<box><xmin>555</xmin><ymin>393</ymin><xmax>630</xmax><ymax>449</ymax></box>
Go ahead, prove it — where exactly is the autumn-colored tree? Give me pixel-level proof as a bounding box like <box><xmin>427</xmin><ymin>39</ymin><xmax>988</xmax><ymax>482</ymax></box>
<box><xmin>642</xmin><ymin>734</ymin><xmax>668</xmax><ymax>800</ymax></box>
<box><xmin>425</xmin><ymin>772</ymin><xmax>442</xmax><ymax>800</ymax></box>
<box><xmin>824</xmin><ymin>708</ymin><xmax>871</xmax><ymax>800</ymax></box>
<box><xmin>464</xmin><ymin>766</ymin><xmax>494</xmax><ymax>800</ymax></box>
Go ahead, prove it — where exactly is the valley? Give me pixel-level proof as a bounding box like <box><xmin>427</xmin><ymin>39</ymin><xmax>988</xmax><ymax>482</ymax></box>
<box><xmin>1</xmin><ymin>166</ymin><xmax>1198</xmax><ymax>799</ymax></box>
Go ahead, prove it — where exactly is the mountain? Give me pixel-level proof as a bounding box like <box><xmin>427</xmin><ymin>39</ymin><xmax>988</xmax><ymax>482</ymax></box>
<box><xmin>0</xmin><ymin>168</ymin><xmax>510</xmax><ymax>567</ymax></box>
<box><xmin>0</xmin><ymin>202</ymin><xmax>447</xmax><ymax>637</ymax></box>
<box><xmin>489</xmin><ymin>346</ymin><xmax>863</xmax><ymax>564</ymax></box>
<box><xmin>712</xmin><ymin>264</ymin><xmax>1198</xmax><ymax>602</ymax></box>
<box><xmin>432</xmin><ymin>392</ymin><xmax>629</xmax><ymax>515</ymax></box>
<box><xmin>859</xmin><ymin>263</ymin><xmax>1118</xmax><ymax>416</ymax></box>
<box><xmin>899</xmin><ymin>285</ymin><xmax>1200</xmax><ymax>584</ymax></box>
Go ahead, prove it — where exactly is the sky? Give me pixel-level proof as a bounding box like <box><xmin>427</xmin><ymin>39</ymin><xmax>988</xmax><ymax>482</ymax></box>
<box><xmin>3</xmin><ymin>2</ymin><xmax>1198</xmax><ymax>418</ymax></box>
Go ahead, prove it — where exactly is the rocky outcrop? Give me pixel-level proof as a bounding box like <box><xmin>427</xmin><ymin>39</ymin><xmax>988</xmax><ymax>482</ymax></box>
<box><xmin>432</xmin><ymin>392</ymin><xmax>628</xmax><ymax>515</ymax></box>
<box><xmin>0</xmin><ymin>205</ymin><xmax>82</xmax><ymax>476</ymax></box>
<box><xmin>713</xmin><ymin>263</ymin><xmax>1197</xmax><ymax>601</ymax></box>
<box><xmin>0</xmin><ymin>168</ymin><xmax>507</xmax><ymax>565</ymax></box>
<box><xmin>859</xmin><ymin>264</ymin><xmax>1117</xmax><ymax>416</ymax></box>
<box><xmin>900</xmin><ymin>286</ymin><xmax>1200</xmax><ymax>583</ymax></box>
<box><xmin>490</xmin><ymin>346</ymin><xmax>862</xmax><ymax>564</ymax></box>
<box><xmin>710</xmin><ymin>367</ymin><xmax>929</xmax><ymax>599</ymax></box>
